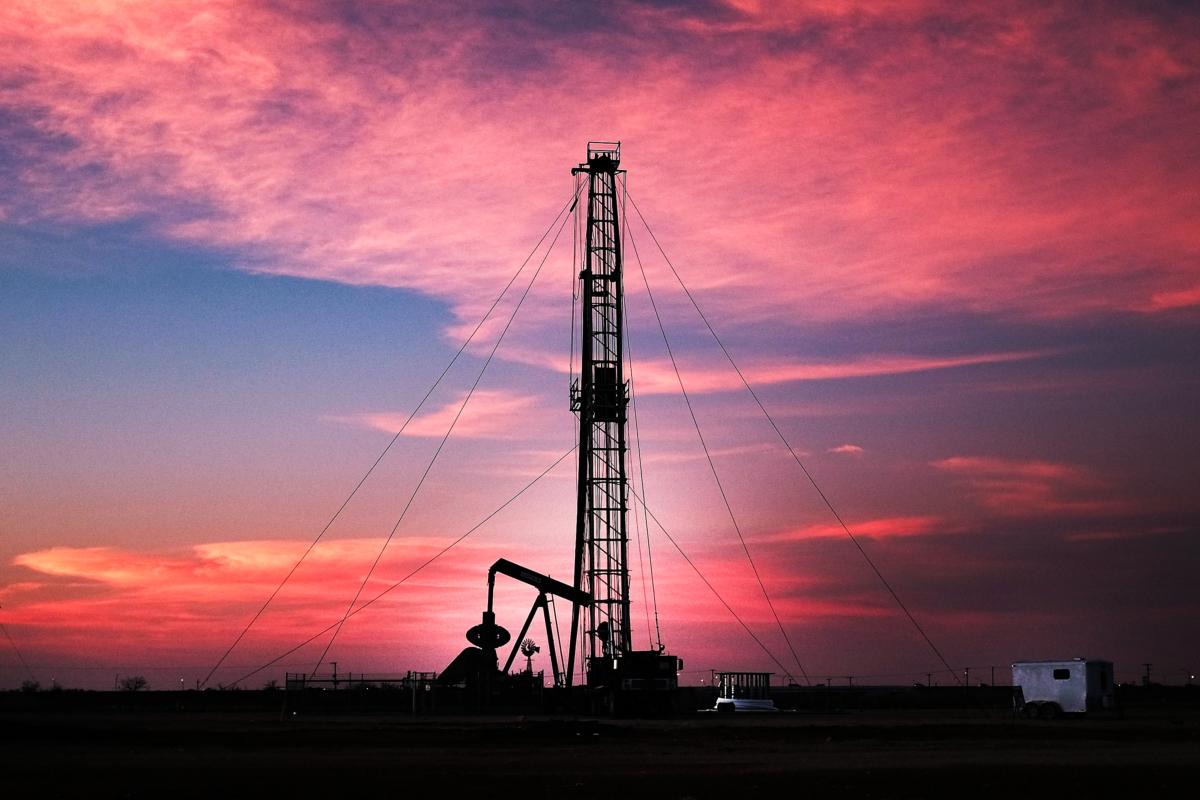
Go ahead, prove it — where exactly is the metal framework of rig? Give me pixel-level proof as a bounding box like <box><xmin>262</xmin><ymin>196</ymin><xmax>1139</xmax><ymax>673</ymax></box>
<box><xmin>444</xmin><ymin>142</ymin><xmax>680</xmax><ymax>711</ymax></box>
<box><xmin>568</xmin><ymin>141</ymin><xmax>633</xmax><ymax>683</ymax></box>
<box><xmin>207</xmin><ymin>142</ymin><xmax>965</xmax><ymax>710</ymax></box>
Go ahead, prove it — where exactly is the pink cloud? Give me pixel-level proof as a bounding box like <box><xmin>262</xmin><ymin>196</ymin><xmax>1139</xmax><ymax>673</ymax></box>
<box><xmin>0</xmin><ymin>581</ymin><xmax>44</xmax><ymax>600</ymax></box>
<box><xmin>1147</xmin><ymin>285</ymin><xmax>1200</xmax><ymax>312</ymax></box>
<box><xmin>639</xmin><ymin>441</ymin><xmax>782</xmax><ymax>467</ymax></box>
<box><xmin>325</xmin><ymin>389</ymin><xmax>542</xmax><ymax>439</ymax></box>
<box><xmin>931</xmin><ymin>456</ymin><xmax>1129</xmax><ymax>517</ymax></box>
<box><xmin>13</xmin><ymin>538</ymin><xmax>468</xmax><ymax>600</ymax></box>
<box><xmin>766</xmin><ymin>515</ymin><xmax>952</xmax><ymax>542</ymax></box>
<box><xmin>14</xmin><ymin>546</ymin><xmax>198</xmax><ymax>587</ymax></box>
<box><xmin>827</xmin><ymin>444</ymin><xmax>864</xmax><ymax>456</ymax></box>
<box><xmin>0</xmin><ymin>1</ymin><xmax>1194</xmax><ymax>335</ymax></box>
<box><xmin>933</xmin><ymin>457</ymin><xmax>1082</xmax><ymax>481</ymax></box>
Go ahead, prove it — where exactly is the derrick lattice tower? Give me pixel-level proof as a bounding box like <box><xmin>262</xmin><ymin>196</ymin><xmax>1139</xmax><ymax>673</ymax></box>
<box><xmin>448</xmin><ymin>142</ymin><xmax>680</xmax><ymax>708</ymax></box>
<box><xmin>568</xmin><ymin>142</ymin><xmax>632</xmax><ymax>684</ymax></box>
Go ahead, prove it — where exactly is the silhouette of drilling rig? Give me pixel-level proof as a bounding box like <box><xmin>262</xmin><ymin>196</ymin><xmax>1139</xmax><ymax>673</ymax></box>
<box><xmin>442</xmin><ymin>142</ymin><xmax>682</xmax><ymax>713</ymax></box>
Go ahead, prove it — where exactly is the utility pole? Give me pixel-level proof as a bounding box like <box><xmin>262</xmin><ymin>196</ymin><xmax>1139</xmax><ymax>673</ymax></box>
<box><xmin>330</xmin><ymin>661</ymin><xmax>338</xmax><ymax>689</ymax></box>
<box><xmin>964</xmin><ymin>666</ymin><xmax>970</xmax><ymax>686</ymax></box>
<box><xmin>1142</xmin><ymin>663</ymin><xmax>1152</xmax><ymax>686</ymax></box>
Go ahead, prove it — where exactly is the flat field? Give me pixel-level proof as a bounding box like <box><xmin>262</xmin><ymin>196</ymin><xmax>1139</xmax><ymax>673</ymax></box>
<box><xmin>3</xmin><ymin>707</ymin><xmax>1197</xmax><ymax>798</ymax></box>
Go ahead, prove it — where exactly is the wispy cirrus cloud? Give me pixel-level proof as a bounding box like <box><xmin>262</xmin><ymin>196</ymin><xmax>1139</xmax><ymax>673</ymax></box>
<box><xmin>932</xmin><ymin>456</ymin><xmax>1129</xmax><ymax>517</ymax></box>
<box><xmin>496</xmin><ymin>344</ymin><xmax>1060</xmax><ymax>393</ymax></box>
<box><xmin>324</xmin><ymin>390</ymin><xmax>542</xmax><ymax>439</ymax></box>
<box><xmin>763</xmin><ymin>515</ymin><xmax>954</xmax><ymax>543</ymax></box>
<box><xmin>629</xmin><ymin>350</ymin><xmax>1057</xmax><ymax>394</ymax></box>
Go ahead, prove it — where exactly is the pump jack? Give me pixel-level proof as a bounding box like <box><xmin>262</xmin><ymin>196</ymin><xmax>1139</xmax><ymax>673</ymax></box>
<box><xmin>486</xmin><ymin>559</ymin><xmax>590</xmax><ymax>687</ymax></box>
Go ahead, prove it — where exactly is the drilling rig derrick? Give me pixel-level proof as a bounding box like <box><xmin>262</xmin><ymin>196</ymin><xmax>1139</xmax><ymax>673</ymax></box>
<box><xmin>567</xmin><ymin>142</ymin><xmax>680</xmax><ymax>706</ymax></box>
<box><xmin>449</xmin><ymin>142</ymin><xmax>681</xmax><ymax>714</ymax></box>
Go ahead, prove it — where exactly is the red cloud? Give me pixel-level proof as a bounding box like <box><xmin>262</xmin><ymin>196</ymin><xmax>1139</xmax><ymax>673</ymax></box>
<box><xmin>1148</xmin><ymin>285</ymin><xmax>1200</xmax><ymax>312</ymax></box>
<box><xmin>5</xmin><ymin>537</ymin><xmax>506</xmax><ymax>683</ymax></box>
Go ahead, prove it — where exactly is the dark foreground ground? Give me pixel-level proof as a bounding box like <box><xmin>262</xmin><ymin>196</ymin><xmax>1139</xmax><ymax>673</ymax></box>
<box><xmin>2</xmin><ymin>705</ymin><xmax>1198</xmax><ymax>799</ymax></box>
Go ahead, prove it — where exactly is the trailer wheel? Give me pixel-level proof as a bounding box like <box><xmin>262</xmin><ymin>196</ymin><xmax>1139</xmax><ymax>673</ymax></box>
<box><xmin>1023</xmin><ymin>703</ymin><xmax>1039</xmax><ymax>719</ymax></box>
<box><xmin>1038</xmin><ymin>702</ymin><xmax>1061</xmax><ymax>720</ymax></box>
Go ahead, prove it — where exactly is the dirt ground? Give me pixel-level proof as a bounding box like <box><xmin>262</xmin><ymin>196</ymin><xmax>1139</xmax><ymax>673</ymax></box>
<box><xmin>2</xmin><ymin>707</ymin><xmax>1197</xmax><ymax>799</ymax></box>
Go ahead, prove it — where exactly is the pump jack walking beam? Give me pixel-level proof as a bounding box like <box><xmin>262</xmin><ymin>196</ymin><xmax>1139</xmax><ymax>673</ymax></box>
<box><xmin>488</xmin><ymin>559</ymin><xmax>590</xmax><ymax>609</ymax></box>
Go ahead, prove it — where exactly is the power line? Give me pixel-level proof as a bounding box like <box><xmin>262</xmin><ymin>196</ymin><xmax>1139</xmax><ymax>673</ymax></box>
<box><xmin>624</xmin><ymin>189</ymin><xmax>961</xmax><ymax>686</ymax></box>
<box><xmin>308</xmin><ymin>199</ymin><xmax>575</xmax><ymax>675</ymax></box>
<box><xmin>627</xmin><ymin>223</ymin><xmax>810</xmax><ymax>686</ymax></box>
<box><xmin>15</xmin><ymin>662</ymin><xmax>315</xmax><ymax>672</ymax></box>
<box><xmin>0</xmin><ymin>606</ymin><xmax>37</xmax><ymax>684</ymax></box>
<box><xmin>201</xmin><ymin>186</ymin><xmax>582</xmax><ymax>688</ymax></box>
<box><xmin>619</xmin><ymin>175</ymin><xmax>661</xmax><ymax>652</ymax></box>
<box><xmin>628</xmin><ymin>487</ymin><xmax>795</xmax><ymax>680</ymax></box>
<box><xmin>230</xmin><ymin>446</ymin><xmax>575</xmax><ymax>687</ymax></box>
<box><xmin>624</xmin><ymin>274</ymin><xmax>664</xmax><ymax>652</ymax></box>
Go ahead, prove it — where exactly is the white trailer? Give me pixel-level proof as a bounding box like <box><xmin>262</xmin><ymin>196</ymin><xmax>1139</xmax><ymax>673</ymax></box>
<box><xmin>1012</xmin><ymin>659</ymin><xmax>1115</xmax><ymax>718</ymax></box>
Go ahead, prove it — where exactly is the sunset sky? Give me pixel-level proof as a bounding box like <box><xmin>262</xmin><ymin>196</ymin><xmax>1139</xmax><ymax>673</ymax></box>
<box><xmin>2</xmin><ymin>1</ymin><xmax>1198</xmax><ymax>690</ymax></box>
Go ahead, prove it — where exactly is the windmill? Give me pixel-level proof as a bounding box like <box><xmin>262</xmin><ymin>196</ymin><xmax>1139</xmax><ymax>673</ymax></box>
<box><xmin>520</xmin><ymin>638</ymin><xmax>540</xmax><ymax>675</ymax></box>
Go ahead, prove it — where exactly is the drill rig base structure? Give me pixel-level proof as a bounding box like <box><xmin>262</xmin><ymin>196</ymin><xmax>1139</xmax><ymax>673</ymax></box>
<box><xmin>447</xmin><ymin>142</ymin><xmax>681</xmax><ymax>714</ymax></box>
